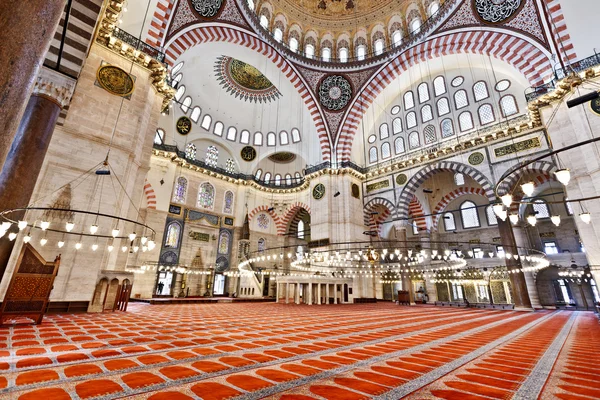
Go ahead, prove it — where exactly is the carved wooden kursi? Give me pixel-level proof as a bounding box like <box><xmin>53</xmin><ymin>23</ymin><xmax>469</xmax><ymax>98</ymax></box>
<box><xmin>0</xmin><ymin>244</ymin><xmax>60</xmax><ymax>325</ymax></box>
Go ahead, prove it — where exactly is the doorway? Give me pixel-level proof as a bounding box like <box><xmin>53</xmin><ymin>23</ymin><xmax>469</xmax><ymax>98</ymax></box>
<box><xmin>156</xmin><ymin>272</ymin><xmax>173</xmax><ymax>296</ymax></box>
<box><xmin>213</xmin><ymin>274</ymin><xmax>226</xmax><ymax>295</ymax></box>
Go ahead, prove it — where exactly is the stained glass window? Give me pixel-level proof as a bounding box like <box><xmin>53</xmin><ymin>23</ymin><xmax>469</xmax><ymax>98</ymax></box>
<box><xmin>173</xmin><ymin>177</ymin><xmax>187</xmax><ymax>203</ymax></box>
<box><xmin>418</xmin><ymin>83</ymin><xmax>430</xmax><ymax>103</ymax></box>
<box><xmin>404</xmin><ymin>91</ymin><xmax>415</xmax><ymax>109</ymax></box>
<box><xmin>258</xmin><ymin>238</ymin><xmax>266</xmax><ymax>252</ymax></box>
<box><xmin>409</xmin><ymin>132</ymin><xmax>420</xmax><ymax>149</ymax></box>
<box><xmin>437</xmin><ymin>98</ymin><xmax>450</xmax><ymax>116</ymax></box>
<box><xmin>479</xmin><ymin>104</ymin><xmax>495</xmax><ymax>125</ymax></box>
<box><xmin>223</xmin><ymin>191</ymin><xmax>234</xmax><ymax>214</ymax></box>
<box><xmin>369</xmin><ymin>147</ymin><xmax>378</xmax><ymax>163</ymax></box>
<box><xmin>407</xmin><ymin>111</ymin><xmax>417</xmax><ymax>129</ymax></box>
<box><xmin>392</xmin><ymin>31</ymin><xmax>402</xmax><ymax>46</ymax></box>
<box><xmin>380</xmin><ymin>123</ymin><xmax>389</xmax><ymax>140</ymax></box>
<box><xmin>185</xmin><ymin>143</ymin><xmax>196</xmax><ymax>159</ymax></box>
<box><xmin>434</xmin><ymin>76</ymin><xmax>446</xmax><ymax>96</ymax></box>
<box><xmin>459</xmin><ymin>112</ymin><xmax>474</xmax><ymax>132</ymax></box>
<box><xmin>205</xmin><ymin>146</ymin><xmax>218</xmax><ymax>167</ymax></box>
<box><xmin>486</xmin><ymin>205</ymin><xmax>498</xmax><ymax>225</ymax></box>
<box><xmin>165</xmin><ymin>223</ymin><xmax>181</xmax><ymax>248</ymax></box>
<box><xmin>392</xmin><ymin>117</ymin><xmax>403</xmax><ymax>134</ymax></box>
<box><xmin>424</xmin><ymin>125</ymin><xmax>436</xmax><ymax>144</ymax></box>
<box><xmin>257</xmin><ymin>214</ymin><xmax>269</xmax><ymax>229</ymax></box>
<box><xmin>381</xmin><ymin>142</ymin><xmax>391</xmax><ymax>159</ymax></box>
<box><xmin>197</xmin><ymin>182</ymin><xmax>215</xmax><ymax>209</ymax></box>
<box><xmin>460</xmin><ymin>201</ymin><xmax>480</xmax><ymax>228</ymax></box>
<box><xmin>395</xmin><ymin>137</ymin><xmax>405</xmax><ymax>154</ymax></box>
<box><xmin>421</xmin><ymin>105</ymin><xmax>433</xmax><ymax>122</ymax></box>
<box><xmin>441</xmin><ymin>119</ymin><xmax>454</xmax><ymax>138</ymax></box>
<box><xmin>500</xmin><ymin>95</ymin><xmax>518</xmax><ymax>117</ymax></box>
<box><xmin>533</xmin><ymin>199</ymin><xmax>550</xmax><ymax>218</ymax></box>
<box><xmin>218</xmin><ymin>231</ymin><xmax>230</xmax><ymax>254</ymax></box>
<box><xmin>225</xmin><ymin>158</ymin><xmax>235</xmax><ymax>174</ymax></box>
<box><xmin>473</xmin><ymin>81</ymin><xmax>489</xmax><ymax>101</ymax></box>
<box><xmin>454</xmin><ymin>90</ymin><xmax>469</xmax><ymax>109</ymax></box>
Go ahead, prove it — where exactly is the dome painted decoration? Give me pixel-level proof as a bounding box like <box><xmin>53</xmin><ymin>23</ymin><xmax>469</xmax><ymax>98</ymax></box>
<box><xmin>319</xmin><ymin>75</ymin><xmax>352</xmax><ymax>111</ymax></box>
<box><xmin>468</xmin><ymin>152</ymin><xmax>485</xmax><ymax>165</ymax></box>
<box><xmin>214</xmin><ymin>56</ymin><xmax>281</xmax><ymax>103</ymax></box>
<box><xmin>191</xmin><ymin>0</ymin><xmax>224</xmax><ymax>18</ymax></box>
<box><xmin>473</xmin><ymin>0</ymin><xmax>524</xmax><ymax>24</ymax></box>
<box><xmin>268</xmin><ymin>152</ymin><xmax>297</xmax><ymax>163</ymax></box>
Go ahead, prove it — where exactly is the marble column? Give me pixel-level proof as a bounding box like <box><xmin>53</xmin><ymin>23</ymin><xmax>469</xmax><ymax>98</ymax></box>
<box><xmin>497</xmin><ymin>218</ymin><xmax>532</xmax><ymax>309</ymax></box>
<box><xmin>0</xmin><ymin>0</ymin><xmax>67</xmax><ymax>170</ymax></box>
<box><xmin>0</xmin><ymin>68</ymin><xmax>74</xmax><ymax>281</ymax></box>
<box><xmin>307</xmin><ymin>283</ymin><xmax>312</xmax><ymax>305</ymax></box>
<box><xmin>513</xmin><ymin>226</ymin><xmax>542</xmax><ymax>309</ymax></box>
<box><xmin>396</xmin><ymin>224</ymin><xmax>415</xmax><ymax>305</ymax></box>
<box><xmin>326</xmin><ymin>284</ymin><xmax>330</xmax><ymax>304</ymax></box>
<box><xmin>317</xmin><ymin>283</ymin><xmax>321</xmax><ymax>304</ymax></box>
<box><xmin>295</xmin><ymin>283</ymin><xmax>300</xmax><ymax>304</ymax></box>
<box><xmin>276</xmin><ymin>283</ymin><xmax>280</xmax><ymax>303</ymax></box>
<box><xmin>286</xmin><ymin>283</ymin><xmax>290</xmax><ymax>304</ymax></box>
<box><xmin>334</xmin><ymin>284</ymin><xmax>338</xmax><ymax>304</ymax></box>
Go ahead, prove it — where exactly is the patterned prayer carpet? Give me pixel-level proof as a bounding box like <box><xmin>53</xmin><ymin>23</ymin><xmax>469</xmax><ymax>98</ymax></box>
<box><xmin>0</xmin><ymin>303</ymin><xmax>597</xmax><ymax>399</ymax></box>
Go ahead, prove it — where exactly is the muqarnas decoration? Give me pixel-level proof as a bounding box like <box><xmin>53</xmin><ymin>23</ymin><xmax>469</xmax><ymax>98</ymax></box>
<box><xmin>214</xmin><ymin>56</ymin><xmax>282</xmax><ymax>103</ymax></box>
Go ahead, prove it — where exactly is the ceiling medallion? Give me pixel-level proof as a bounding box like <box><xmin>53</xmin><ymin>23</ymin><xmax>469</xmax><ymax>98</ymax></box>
<box><xmin>268</xmin><ymin>152</ymin><xmax>297</xmax><ymax>163</ymax></box>
<box><xmin>96</xmin><ymin>65</ymin><xmax>135</xmax><ymax>97</ymax></box>
<box><xmin>214</xmin><ymin>56</ymin><xmax>281</xmax><ymax>103</ymax></box>
<box><xmin>190</xmin><ymin>0</ymin><xmax>223</xmax><ymax>18</ymax></box>
<box><xmin>468</xmin><ymin>152</ymin><xmax>485</xmax><ymax>165</ymax></box>
<box><xmin>240</xmin><ymin>146</ymin><xmax>257</xmax><ymax>162</ymax></box>
<box><xmin>313</xmin><ymin>183</ymin><xmax>326</xmax><ymax>200</ymax></box>
<box><xmin>176</xmin><ymin>116</ymin><xmax>192</xmax><ymax>135</ymax></box>
<box><xmin>396</xmin><ymin>174</ymin><xmax>408</xmax><ymax>186</ymax></box>
<box><xmin>473</xmin><ymin>0</ymin><xmax>524</xmax><ymax>24</ymax></box>
<box><xmin>319</xmin><ymin>75</ymin><xmax>352</xmax><ymax>111</ymax></box>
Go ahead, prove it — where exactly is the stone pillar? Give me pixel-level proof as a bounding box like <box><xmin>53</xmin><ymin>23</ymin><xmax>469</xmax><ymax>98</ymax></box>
<box><xmin>497</xmin><ymin>218</ymin><xmax>532</xmax><ymax>309</ymax></box>
<box><xmin>286</xmin><ymin>282</ymin><xmax>290</xmax><ymax>304</ymax></box>
<box><xmin>514</xmin><ymin>226</ymin><xmax>542</xmax><ymax>309</ymax></box>
<box><xmin>317</xmin><ymin>283</ymin><xmax>321</xmax><ymax>304</ymax></box>
<box><xmin>0</xmin><ymin>1</ymin><xmax>67</xmax><ymax>170</ymax></box>
<box><xmin>307</xmin><ymin>283</ymin><xmax>312</xmax><ymax>305</ymax></box>
<box><xmin>334</xmin><ymin>284</ymin><xmax>338</xmax><ymax>304</ymax></box>
<box><xmin>295</xmin><ymin>283</ymin><xmax>300</xmax><ymax>304</ymax></box>
<box><xmin>326</xmin><ymin>283</ymin><xmax>330</xmax><ymax>304</ymax></box>
<box><xmin>276</xmin><ymin>282</ymin><xmax>280</xmax><ymax>303</ymax></box>
<box><xmin>0</xmin><ymin>67</ymin><xmax>74</xmax><ymax>281</ymax></box>
<box><xmin>397</xmin><ymin>224</ymin><xmax>415</xmax><ymax>305</ymax></box>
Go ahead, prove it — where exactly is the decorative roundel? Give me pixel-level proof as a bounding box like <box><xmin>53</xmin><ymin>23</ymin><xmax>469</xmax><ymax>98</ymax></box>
<box><xmin>351</xmin><ymin>183</ymin><xmax>360</xmax><ymax>199</ymax></box>
<box><xmin>240</xmin><ymin>146</ymin><xmax>257</xmax><ymax>162</ymax></box>
<box><xmin>160</xmin><ymin>251</ymin><xmax>178</xmax><ymax>264</ymax></box>
<box><xmin>474</xmin><ymin>0</ymin><xmax>524</xmax><ymax>24</ymax></box>
<box><xmin>468</xmin><ymin>152</ymin><xmax>485</xmax><ymax>165</ymax></box>
<box><xmin>368</xmin><ymin>135</ymin><xmax>376</xmax><ymax>144</ymax></box>
<box><xmin>495</xmin><ymin>79</ymin><xmax>511</xmax><ymax>92</ymax></box>
<box><xmin>176</xmin><ymin>116</ymin><xmax>192</xmax><ymax>135</ymax></box>
<box><xmin>313</xmin><ymin>183</ymin><xmax>326</xmax><ymax>200</ymax></box>
<box><xmin>319</xmin><ymin>75</ymin><xmax>352</xmax><ymax>111</ymax></box>
<box><xmin>451</xmin><ymin>76</ymin><xmax>464</xmax><ymax>87</ymax></box>
<box><xmin>590</xmin><ymin>98</ymin><xmax>600</xmax><ymax>116</ymax></box>
<box><xmin>391</xmin><ymin>105</ymin><xmax>401</xmax><ymax>115</ymax></box>
<box><xmin>96</xmin><ymin>65</ymin><xmax>135</xmax><ymax>97</ymax></box>
<box><xmin>215</xmin><ymin>256</ymin><xmax>229</xmax><ymax>273</ymax></box>
<box><xmin>191</xmin><ymin>0</ymin><xmax>224</xmax><ymax>18</ymax></box>
<box><xmin>396</xmin><ymin>174</ymin><xmax>408</xmax><ymax>185</ymax></box>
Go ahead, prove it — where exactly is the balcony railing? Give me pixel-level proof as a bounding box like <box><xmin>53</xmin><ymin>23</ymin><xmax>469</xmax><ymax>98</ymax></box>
<box><xmin>113</xmin><ymin>28</ymin><xmax>167</xmax><ymax>64</ymax></box>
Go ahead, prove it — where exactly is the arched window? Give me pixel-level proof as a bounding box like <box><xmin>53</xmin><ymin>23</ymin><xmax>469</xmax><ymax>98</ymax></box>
<box><xmin>255</xmin><ymin>169</ymin><xmax>262</xmax><ymax>180</ymax></box>
<box><xmin>473</xmin><ymin>81</ymin><xmax>489</xmax><ymax>101</ymax></box>
<box><xmin>257</xmin><ymin>214</ymin><xmax>270</xmax><ymax>229</ymax></box>
<box><xmin>171</xmin><ymin>72</ymin><xmax>182</xmax><ymax>86</ymax></box>
<box><xmin>443</xmin><ymin>213</ymin><xmax>456</xmax><ymax>231</ymax></box>
<box><xmin>379</xmin><ymin>123</ymin><xmax>389</xmax><ymax>139</ymax></box>
<box><xmin>486</xmin><ymin>205</ymin><xmax>498</xmax><ymax>226</ymax></box>
<box><xmin>226</xmin><ymin>126</ymin><xmax>237</xmax><ymax>141</ymax></box>
<box><xmin>410</xmin><ymin>18</ymin><xmax>421</xmax><ymax>33</ymax></box>
<box><xmin>291</xmin><ymin>128</ymin><xmax>301</xmax><ymax>142</ymax></box>
<box><xmin>381</xmin><ymin>142</ymin><xmax>391</xmax><ymax>159</ymax></box>
<box><xmin>225</xmin><ymin>158</ymin><xmax>235</xmax><ymax>174</ymax></box>
<box><xmin>369</xmin><ymin>147</ymin><xmax>378</xmax><ymax>163</ymax></box>
<box><xmin>205</xmin><ymin>145</ymin><xmax>218</xmax><ymax>167</ymax></box>
<box><xmin>459</xmin><ymin>112</ymin><xmax>474</xmax><ymax>132</ymax></box>
<box><xmin>223</xmin><ymin>191</ymin><xmax>234</xmax><ymax>214</ymax></box>
<box><xmin>254</xmin><ymin>132</ymin><xmax>263</xmax><ymax>146</ymax></box>
<box><xmin>267</xmin><ymin>132</ymin><xmax>276</xmax><ymax>146</ymax></box>
<box><xmin>297</xmin><ymin>220</ymin><xmax>305</xmax><ymax>239</ymax></box>
<box><xmin>565</xmin><ymin>198</ymin><xmax>574</xmax><ymax>215</ymax></box>
<box><xmin>412</xmin><ymin>223</ymin><xmax>419</xmax><ymax>235</ymax></box>
<box><xmin>154</xmin><ymin>128</ymin><xmax>165</xmax><ymax>145</ymax></box>
<box><xmin>201</xmin><ymin>115</ymin><xmax>212</xmax><ymax>130</ymax></box>
<box><xmin>392</xmin><ymin>31</ymin><xmax>402</xmax><ymax>47</ymax></box>
<box><xmin>260</xmin><ymin>15</ymin><xmax>269</xmax><ymax>28</ymax></box>
<box><xmin>264</xmin><ymin>172</ymin><xmax>271</xmax><ymax>183</ymax></box>
<box><xmin>165</xmin><ymin>223</ymin><xmax>181</xmax><ymax>247</ymax></box>
<box><xmin>289</xmin><ymin>37</ymin><xmax>298</xmax><ymax>52</ymax></box>
<box><xmin>460</xmin><ymin>201</ymin><xmax>480</xmax><ymax>228</ymax></box>
<box><xmin>285</xmin><ymin>174</ymin><xmax>292</xmax><ymax>186</ymax></box>
<box><xmin>421</xmin><ymin>105</ymin><xmax>433</xmax><ymax>122</ymax></box>
<box><xmin>500</xmin><ymin>95</ymin><xmax>519</xmax><ymax>117</ymax></box>
<box><xmin>173</xmin><ymin>177</ymin><xmax>187</xmax><ymax>203</ymax></box>
<box><xmin>197</xmin><ymin>182</ymin><xmax>215</xmax><ymax>209</ymax></box>
<box><xmin>185</xmin><ymin>143</ymin><xmax>196</xmax><ymax>159</ymax></box>
<box><xmin>247</xmin><ymin>0</ymin><xmax>254</xmax><ymax>10</ymax></box>
<box><xmin>356</xmin><ymin>45</ymin><xmax>366</xmax><ymax>61</ymax></box>
<box><xmin>478</xmin><ymin>104</ymin><xmax>495</xmax><ymax>125</ymax></box>
<box><xmin>295</xmin><ymin>172</ymin><xmax>301</xmax><ymax>182</ymax></box>
<box><xmin>181</xmin><ymin>96</ymin><xmax>192</xmax><ymax>113</ymax></box>
<box><xmin>274</xmin><ymin>174</ymin><xmax>281</xmax><ymax>186</ymax></box>
<box><xmin>280</xmin><ymin>131</ymin><xmax>289</xmax><ymax>145</ymax></box>
<box><xmin>240</xmin><ymin>130</ymin><xmax>250</xmax><ymax>144</ymax></box>
<box><xmin>190</xmin><ymin>106</ymin><xmax>201</xmax><ymax>122</ymax></box>
<box><xmin>418</xmin><ymin>83</ymin><xmax>430</xmax><ymax>103</ymax></box>
<box><xmin>273</xmin><ymin>28</ymin><xmax>283</xmax><ymax>42</ymax></box>
<box><xmin>454</xmin><ymin>90</ymin><xmax>469</xmax><ymax>109</ymax></box>
<box><xmin>395</xmin><ymin>137</ymin><xmax>405</xmax><ymax>154</ymax></box>
<box><xmin>454</xmin><ymin>173</ymin><xmax>465</xmax><ymax>185</ymax></box>
<box><xmin>218</xmin><ymin>231</ymin><xmax>230</xmax><ymax>254</ymax></box>
<box><xmin>437</xmin><ymin>98</ymin><xmax>450</xmax><ymax>116</ymax></box>
<box><xmin>258</xmin><ymin>238</ymin><xmax>266</xmax><ymax>252</ymax></box>
<box><xmin>305</xmin><ymin>44</ymin><xmax>315</xmax><ymax>59</ymax></box>
<box><xmin>406</xmin><ymin>111</ymin><xmax>417</xmax><ymax>129</ymax></box>
<box><xmin>532</xmin><ymin>199</ymin><xmax>550</xmax><ymax>218</ymax></box>
<box><xmin>322</xmin><ymin>47</ymin><xmax>331</xmax><ymax>62</ymax></box>
<box><xmin>441</xmin><ymin>119</ymin><xmax>454</xmax><ymax>138</ymax></box>
<box><xmin>171</xmin><ymin>62</ymin><xmax>184</xmax><ymax>76</ymax></box>
<box><xmin>409</xmin><ymin>132</ymin><xmax>420</xmax><ymax>149</ymax></box>
<box><xmin>175</xmin><ymin>85</ymin><xmax>185</xmax><ymax>101</ymax></box>
<box><xmin>433</xmin><ymin>76</ymin><xmax>446</xmax><ymax>96</ymax></box>
<box><xmin>392</xmin><ymin>117</ymin><xmax>403</xmax><ymax>134</ymax></box>
<box><xmin>428</xmin><ymin>1</ymin><xmax>440</xmax><ymax>15</ymax></box>
<box><xmin>213</xmin><ymin>122</ymin><xmax>224</xmax><ymax>136</ymax></box>
<box><xmin>339</xmin><ymin>47</ymin><xmax>348</xmax><ymax>62</ymax></box>
<box><xmin>404</xmin><ymin>91</ymin><xmax>415</xmax><ymax>109</ymax></box>
<box><xmin>374</xmin><ymin>39</ymin><xmax>384</xmax><ymax>55</ymax></box>
<box><xmin>423</xmin><ymin>125</ymin><xmax>436</xmax><ymax>144</ymax></box>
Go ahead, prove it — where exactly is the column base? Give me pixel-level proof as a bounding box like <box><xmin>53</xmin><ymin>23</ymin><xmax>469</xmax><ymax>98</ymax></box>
<box><xmin>513</xmin><ymin>306</ymin><xmax>535</xmax><ymax>312</ymax></box>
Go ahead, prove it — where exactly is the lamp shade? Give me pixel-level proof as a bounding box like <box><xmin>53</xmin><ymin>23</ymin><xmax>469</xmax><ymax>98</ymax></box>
<box><xmin>551</xmin><ymin>215</ymin><xmax>561</xmax><ymax>226</ymax></box>
<box><xmin>580</xmin><ymin>212</ymin><xmax>591</xmax><ymax>224</ymax></box>
<box><xmin>509</xmin><ymin>214</ymin><xmax>519</xmax><ymax>225</ymax></box>
<box><xmin>521</xmin><ymin>182</ymin><xmax>535</xmax><ymax>197</ymax></box>
<box><xmin>554</xmin><ymin>169</ymin><xmax>571</xmax><ymax>186</ymax></box>
<box><xmin>501</xmin><ymin>194</ymin><xmax>513</xmax><ymax>207</ymax></box>
<box><xmin>527</xmin><ymin>215</ymin><xmax>537</xmax><ymax>226</ymax></box>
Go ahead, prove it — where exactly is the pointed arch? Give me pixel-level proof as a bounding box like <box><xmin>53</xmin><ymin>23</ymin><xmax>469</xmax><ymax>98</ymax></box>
<box><xmin>280</xmin><ymin>202</ymin><xmax>311</xmax><ymax>236</ymax></box>
<box><xmin>248</xmin><ymin>205</ymin><xmax>282</xmax><ymax>234</ymax></box>
<box><xmin>363</xmin><ymin>198</ymin><xmax>395</xmax><ymax>237</ymax></box>
<box><xmin>143</xmin><ymin>179</ymin><xmax>156</xmax><ymax>209</ymax></box>
<box><xmin>409</xmin><ymin>196</ymin><xmax>427</xmax><ymax>232</ymax></box>
<box><xmin>432</xmin><ymin>187</ymin><xmax>489</xmax><ymax>231</ymax></box>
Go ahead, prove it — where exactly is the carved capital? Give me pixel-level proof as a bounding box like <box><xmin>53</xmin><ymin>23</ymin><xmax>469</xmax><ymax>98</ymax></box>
<box><xmin>32</xmin><ymin>67</ymin><xmax>76</xmax><ymax>109</ymax></box>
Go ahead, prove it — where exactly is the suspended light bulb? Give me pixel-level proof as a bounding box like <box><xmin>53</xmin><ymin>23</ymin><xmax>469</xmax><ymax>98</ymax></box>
<box><xmin>497</xmin><ymin>209</ymin><xmax>508</xmax><ymax>221</ymax></box>
<box><xmin>527</xmin><ymin>214</ymin><xmax>537</xmax><ymax>226</ymax></box>
<box><xmin>18</xmin><ymin>220</ymin><xmax>28</xmax><ymax>231</ymax></box>
<box><xmin>39</xmin><ymin>221</ymin><xmax>50</xmax><ymax>231</ymax></box>
<box><xmin>90</xmin><ymin>224</ymin><xmax>98</xmax><ymax>234</ymax></box>
<box><xmin>551</xmin><ymin>215</ymin><xmax>561</xmax><ymax>226</ymax></box>
<box><xmin>580</xmin><ymin>212</ymin><xmax>591</xmax><ymax>224</ymax></box>
<box><xmin>509</xmin><ymin>214</ymin><xmax>519</xmax><ymax>225</ymax></box>
<box><xmin>141</xmin><ymin>236</ymin><xmax>148</xmax><ymax>245</ymax></box>
<box><xmin>501</xmin><ymin>194</ymin><xmax>513</xmax><ymax>207</ymax></box>
<box><xmin>1</xmin><ymin>222</ymin><xmax>12</xmax><ymax>231</ymax></box>
<box><xmin>521</xmin><ymin>182</ymin><xmax>535</xmax><ymax>197</ymax></box>
<box><xmin>92</xmin><ymin>243</ymin><xmax>98</xmax><ymax>251</ymax></box>
<box><xmin>58</xmin><ymin>240</ymin><xmax>65</xmax><ymax>248</ymax></box>
<box><xmin>75</xmin><ymin>242</ymin><xmax>82</xmax><ymax>250</ymax></box>
<box><xmin>65</xmin><ymin>222</ymin><xmax>75</xmax><ymax>232</ymax></box>
<box><xmin>112</xmin><ymin>228</ymin><xmax>120</xmax><ymax>238</ymax></box>
<box><xmin>0</xmin><ymin>229</ymin><xmax>5</xmax><ymax>239</ymax></box>
<box><xmin>40</xmin><ymin>237</ymin><xmax>47</xmax><ymax>246</ymax></box>
<box><xmin>121</xmin><ymin>246</ymin><xmax>128</xmax><ymax>252</ymax></box>
<box><xmin>128</xmin><ymin>232</ymin><xmax>136</xmax><ymax>241</ymax></box>
<box><xmin>8</xmin><ymin>232</ymin><xmax>17</xmax><ymax>241</ymax></box>
<box><xmin>142</xmin><ymin>246</ymin><xmax>148</xmax><ymax>252</ymax></box>
<box><xmin>554</xmin><ymin>169</ymin><xmax>571</xmax><ymax>186</ymax></box>
<box><xmin>493</xmin><ymin>203</ymin><xmax>504</xmax><ymax>218</ymax></box>
<box><xmin>133</xmin><ymin>246</ymin><xmax>139</xmax><ymax>253</ymax></box>
<box><xmin>23</xmin><ymin>233</ymin><xmax>31</xmax><ymax>243</ymax></box>
<box><xmin>147</xmin><ymin>240</ymin><xmax>156</xmax><ymax>250</ymax></box>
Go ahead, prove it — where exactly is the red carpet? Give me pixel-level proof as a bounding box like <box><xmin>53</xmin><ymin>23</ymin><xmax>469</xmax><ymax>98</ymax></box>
<box><xmin>0</xmin><ymin>303</ymin><xmax>596</xmax><ymax>399</ymax></box>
